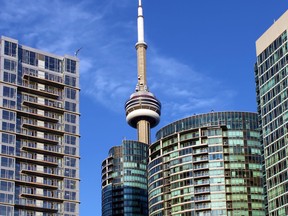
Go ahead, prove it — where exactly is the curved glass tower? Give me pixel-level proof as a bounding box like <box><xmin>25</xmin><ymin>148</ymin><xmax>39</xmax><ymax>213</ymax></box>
<box><xmin>148</xmin><ymin>112</ymin><xmax>265</xmax><ymax>216</ymax></box>
<box><xmin>102</xmin><ymin>140</ymin><xmax>149</xmax><ymax>216</ymax></box>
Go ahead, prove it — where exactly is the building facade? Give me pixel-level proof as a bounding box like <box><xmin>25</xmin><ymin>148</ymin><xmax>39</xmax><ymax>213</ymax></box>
<box><xmin>148</xmin><ymin>112</ymin><xmax>265</xmax><ymax>216</ymax></box>
<box><xmin>255</xmin><ymin>10</ymin><xmax>288</xmax><ymax>216</ymax></box>
<box><xmin>101</xmin><ymin>140</ymin><xmax>149</xmax><ymax>216</ymax></box>
<box><xmin>0</xmin><ymin>36</ymin><xmax>80</xmax><ymax>216</ymax></box>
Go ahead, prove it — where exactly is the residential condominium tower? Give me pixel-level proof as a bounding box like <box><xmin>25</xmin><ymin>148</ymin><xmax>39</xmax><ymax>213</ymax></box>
<box><xmin>101</xmin><ymin>140</ymin><xmax>149</xmax><ymax>216</ymax></box>
<box><xmin>0</xmin><ymin>36</ymin><xmax>80</xmax><ymax>216</ymax></box>
<box><xmin>255</xmin><ymin>10</ymin><xmax>288</xmax><ymax>216</ymax></box>
<box><xmin>148</xmin><ymin>112</ymin><xmax>265</xmax><ymax>216</ymax></box>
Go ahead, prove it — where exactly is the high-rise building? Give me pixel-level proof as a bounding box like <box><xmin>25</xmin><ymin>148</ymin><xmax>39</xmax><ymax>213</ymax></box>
<box><xmin>255</xmin><ymin>10</ymin><xmax>288</xmax><ymax>216</ymax></box>
<box><xmin>102</xmin><ymin>1</ymin><xmax>159</xmax><ymax>215</ymax></box>
<box><xmin>148</xmin><ymin>112</ymin><xmax>265</xmax><ymax>216</ymax></box>
<box><xmin>0</xmin><ymin>36</ymin><xmax>80</xmax><ymax>216</ymax></box>
<box><xmin>101</xmin><ymin>140</ymin><xmax>149</xmax><ymax>216</ymax></box>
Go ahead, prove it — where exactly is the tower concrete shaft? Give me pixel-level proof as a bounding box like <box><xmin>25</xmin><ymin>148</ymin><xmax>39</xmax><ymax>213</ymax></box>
<box><xmin>137</xmin><ymin>120</ymin><xmax>150</xmax><ymax>144</ymax></box>
<box><xmin>136</xmin><ymin>43</ymin><xmax>147</xmax><ymax>91</ymax></box>
<box><xmin>125</xmin><ymin>0</ymin><xmax>161</xmax><ymax>144</ymax></box>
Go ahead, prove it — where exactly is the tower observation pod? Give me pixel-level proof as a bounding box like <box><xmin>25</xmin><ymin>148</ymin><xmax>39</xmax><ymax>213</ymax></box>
<box><xmin>125</xmin><ymin>0</ymin><xmax>161</xmax><ymax>144</ymax></box>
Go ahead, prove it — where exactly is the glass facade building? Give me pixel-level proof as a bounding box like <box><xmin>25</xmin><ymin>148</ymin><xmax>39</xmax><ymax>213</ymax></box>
<box><xmin>0</xmin><ymin>36</ymin><xmax>80</xmax><ymax>215</ymax></box>
<box><xmin>148</xmin><ymin>112</ymin><xmax>265</xmax><ymax>216</ymax></box>
<box><xmin>101</xmin><ymin>140</ymin><xmax>149</xmax><ymax>216</ymax></box>
<box><xmin>255</xmin><ymin>10</ymin><xmax>288</xmax><ymax>216</ymax></box>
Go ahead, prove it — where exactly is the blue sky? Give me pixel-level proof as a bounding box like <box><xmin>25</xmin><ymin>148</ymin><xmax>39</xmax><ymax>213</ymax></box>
<box><xmin>0</xmin><ymin>0</ymin><xmax>286</xmax><ymax>215</ymax></box>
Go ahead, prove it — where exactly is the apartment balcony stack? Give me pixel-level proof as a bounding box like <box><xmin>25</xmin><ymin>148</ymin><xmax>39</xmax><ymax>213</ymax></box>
<box><xmin>0</xmin><ymin>36</ymin><xmax>80</xmax><ymax>216</ymax></box>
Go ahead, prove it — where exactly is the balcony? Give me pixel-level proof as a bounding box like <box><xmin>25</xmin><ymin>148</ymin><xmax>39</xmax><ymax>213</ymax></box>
<box><xmin>194</xmin><ymin>195</ymin><xmax>210</xmax><ymax>202</ymax></box>
<box><xmin>21</xmin><ymin>142</ymin><xmax>64</xmax><ymax>157</ymax></box>
<box><xmin>192</xmin><ymin>142</ymin><xmax>208</xmax><ymax>149</ymax></box>
<box><xmin>20</xmin><ymin>192</ymin><xmax>64</xmax><ymax>203</ymax></box>
<box><xmin>194</xmin><ymin>172</ymin><xmax>209</xmax><ymax>179</ymax></box>
<box><xmin>15</xmin><ymin>198</ymin><xmax>58</xmax><ymax>213</ymax></box>
<box><xmin>22</xmin><ymin>119</ymin><xmax>64</xmax><ymax>135</ymax></box>
<box><xmin>195</xmin><ymin>203</ymin><xmax>211</xmax><ymax>210</ymax></box>
<box><xmin>21</xmin><ymin>168</ymin><xmax>64</xmax><ymax>180</ymax></box>
<box><xmin>18</xmin><ymin>83</ymin><xmax>60</xmax><ymax>99</ymax></box>
<box><xmin>15</xmin><ymin>152</ymin><xmax>59</xmax><ymax>167</ymax></box>
<box><xmin>17</xmin><ymin>130</ymin><xmax>59</xmax><ymax>145</ymax></box>
<box><xmin>194</xmin><ymin>187</ymin><xmax>210</xmax><ymax>194</ymax></box>
<box><xmin>194</xmin><ymin>180</ymin><xmax>210</xmax><ymax>186</ymax></box>
<box><xmin>17</xmin><ymin>109</ymin><xmax>59</xmax><ymax>123</ymax></box>
<box><xmin>193</xmin><ymin>164</ymin><xmax>209</xmax><ymax>170</ymax></box>
<box><xmin>23</xmin><ymin>70</ymin><xmax>65</xmax><ymax>89</ymax></box>
<box><xmin>193</xmin><ymin>156</ymin><xmax>209</xmax><ymax>163</ymax></box>
<box><xmin>22</xmin><ymin>98</ymin><xmax>64</xmax><ymax>114</ymax></box>
<box><xmin>193</xmin><ymin>148</ymin><xmax>208</xmax><ymax>155</ymax></box>
<box><xmin>15</xmin><ymin>177</ymin><xmax>58</xmax><ymax>190</ymax></box>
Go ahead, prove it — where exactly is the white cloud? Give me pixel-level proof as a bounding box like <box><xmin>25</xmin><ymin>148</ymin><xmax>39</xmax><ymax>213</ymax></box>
<box><xmin>0</xmin><ymin>0</ymin><xmax>236</xmax><ymax>120</ymax></box>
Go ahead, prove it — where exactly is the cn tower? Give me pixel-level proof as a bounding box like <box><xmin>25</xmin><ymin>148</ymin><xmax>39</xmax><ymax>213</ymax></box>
<box><xmin>125</xmin><ymin>0</ymin><xmax>161</xmax><ymax>144</ymax></box>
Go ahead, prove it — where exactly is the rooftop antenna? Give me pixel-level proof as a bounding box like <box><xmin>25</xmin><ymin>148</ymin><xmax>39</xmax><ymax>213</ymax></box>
<box><xmin>74</xmin><ymin>47</ymin><xmax>82</xmax><ymax>57</ymax></box>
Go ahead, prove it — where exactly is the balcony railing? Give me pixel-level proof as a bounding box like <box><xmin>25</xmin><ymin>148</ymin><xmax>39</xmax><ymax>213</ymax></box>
<box><xmin>18</xmin><ymin>82</ymin><xmax>60</xmax><ymax>99</ymax></box>
<box><xmin>194</xmin><ymin>187</ymin><xmax>210</xmax><ymax>194</ymax></box>
<box><xmin>17</xmin><ymin>108</ymin><xmax>60</xmax><ymax>123</ymax></box>
<box><xmin>22</xmin><ymin>119</ymin><xmax>64</xmax><ymax>135</ymax></box>
<box><xmin>20</xmin><ymin>189</ymin><xmax>64</xmax><ymax>202</ymax></box>
<box><xmin>16</xmin><ymin>175</ymin><xmax>58</xmax><ymax>189</ymax></box>
<box><xmin>16</xmin><ymin>198</ymin><xmax>59</xmax><ymax>213</ymax></box>
<box><xmin>21</xmin><ymin>142</ymin><xmax>64</xmax><ymax>157</ymax></box>
<box><xmin>23</xmin><ymin>70</ymin><xmax>64</xmax><ymax>89</ymax></box>
<box><xmin>17</xmin><ymin>129</ymin><xmax>60</xmax><ymax>145</ymax></box>
<box><xmin>195</xmin><ymin>203</ymin><xmax>211</xmax><ymax>209</ymax></box>
<box><xmin>22</xmin><ymin>97</ymin><xmax>64</xmax><ymax>114</ymax></box>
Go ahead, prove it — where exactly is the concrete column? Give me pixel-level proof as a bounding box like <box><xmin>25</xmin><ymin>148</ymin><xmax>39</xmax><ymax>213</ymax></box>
<box><xmin>137</xmin><ymin>120</ymin><xmax>150</xmax><ymax>144</ymax></box>
<box><xmin>136</xmin><ymin>44</ymin><xmax>147</xmax><ymax>90</ymax></box>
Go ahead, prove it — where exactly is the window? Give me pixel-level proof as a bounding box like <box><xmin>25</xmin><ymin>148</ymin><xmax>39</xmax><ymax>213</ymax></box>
<box><xmin>64</xmin><ymin>146</ymin><xmax>77</xmax><ymax>156</ymax></box>
<box><xmin>0</xmin><ymin>157</ymin><xmax>14</xmax><ymax>168</ymax></box>
<box><xmin>1</xmin><ymin>145</ymin><xmax>14</xmax><ymax>156</ymax></box>
<box><xmin>65</xmin><ymin>88</ymin><xmax>77</xmax><ymax>100</ymax></box>
<box><xmin>64</xmin><ymin>168</ymin><xmax>77</xmax><ymax>178</ymax></box>
<box><xmin>65</xmin><ymin>75</ymin><xmax>76</xmax><ymax>87</ymax></box>
<box><xmin>3</xmin><ymin>72</ymin><xmax>16</xmax><ymax>84</ymax></box>
<box><xmin>3</xmin><ymin>59</ymin><xmax>16</xmax><ymax>72</ymax></box>
<box><xmin>65</xmin><ymin>113</ymin><xmax>77</xmax><ymax>124</ymax></box>
<box><xmin>1</xmin><ymin>122</ymin><xmax>15</xmax><ymax>132</ymax></box>
<box><xmin>4</xmin><ymin>41</ymin><xmax>17</xmax><ymax>57</ymax></box>
<box><xmin>0</xmin><ymin>204</ymin><xmax>13</xmax><ymax>216</ymax></box>
<box><xmin>65</xmin><ymin>179</ymin><xmax>77</xmax><ymax>190</ymax></box>
<box><xmin>0</xmin><ymin>169</ymin><xmax>14</xmax><ymax>179</ymax></box>
<box><xmin>65</xmin><ymin>101</ymin><xmax>76</xmax><ymax>112</ymax></box>
<box><xmin>65</xmin><ymin>59</ymin><xmax>76</xmax><ymax>73</ymax></box>
<box><xmin>20</xmin><ymin>49</ymin><xmax>37</xmax><ymax>66</ymax></box>
<box><xmin>2</xmin><ymin>99</ymin><xmax>16</xmax><ymax>109</ymax></box>
<box><xmin>3</xmin><ymin>86</ymin><xmax>16</xmax><ymax>99</ymax></box>
<box><xmin>64</xmin><ymin>135</ymin><xmax>77</xmax><ymax>145</ymax></box>
<box><xmin>64</xmin><ymin>202</ymin><xmax>76</xmax><ymax>212</ymax></box>
<box><xmin>1</xmin><ymin>134</ymin><xmax>15</xmax><ymax>145</ymax></box>
<box><xmin>0</xmin><ymin>181</ymin><xmax>13</xmax><ymax>192</ymax></box>
<box><xmin>2</xmin><ymin>110</ymin><xmax>15</xmax><ymax>121</ymax></box>
<box><xmin>45</xmin><ymin>56</ymin><xmax>61</xmax><ymax>72</ymax></box>
<box><xmin>65</xmin><ymin>157</ymin><xmax>77</xmax><ymax>167</ymax></box>
<box><xmin>65</xmin><ymin>124</ymin><xmax>76</xmax><ymax>134</ymax></box>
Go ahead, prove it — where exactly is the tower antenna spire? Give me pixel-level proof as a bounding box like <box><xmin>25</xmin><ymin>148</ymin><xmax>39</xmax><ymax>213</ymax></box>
<box><xmin>137</xmin><ymin>0</ymin><xmax>145</xmax><ymax>44</ymax></box>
